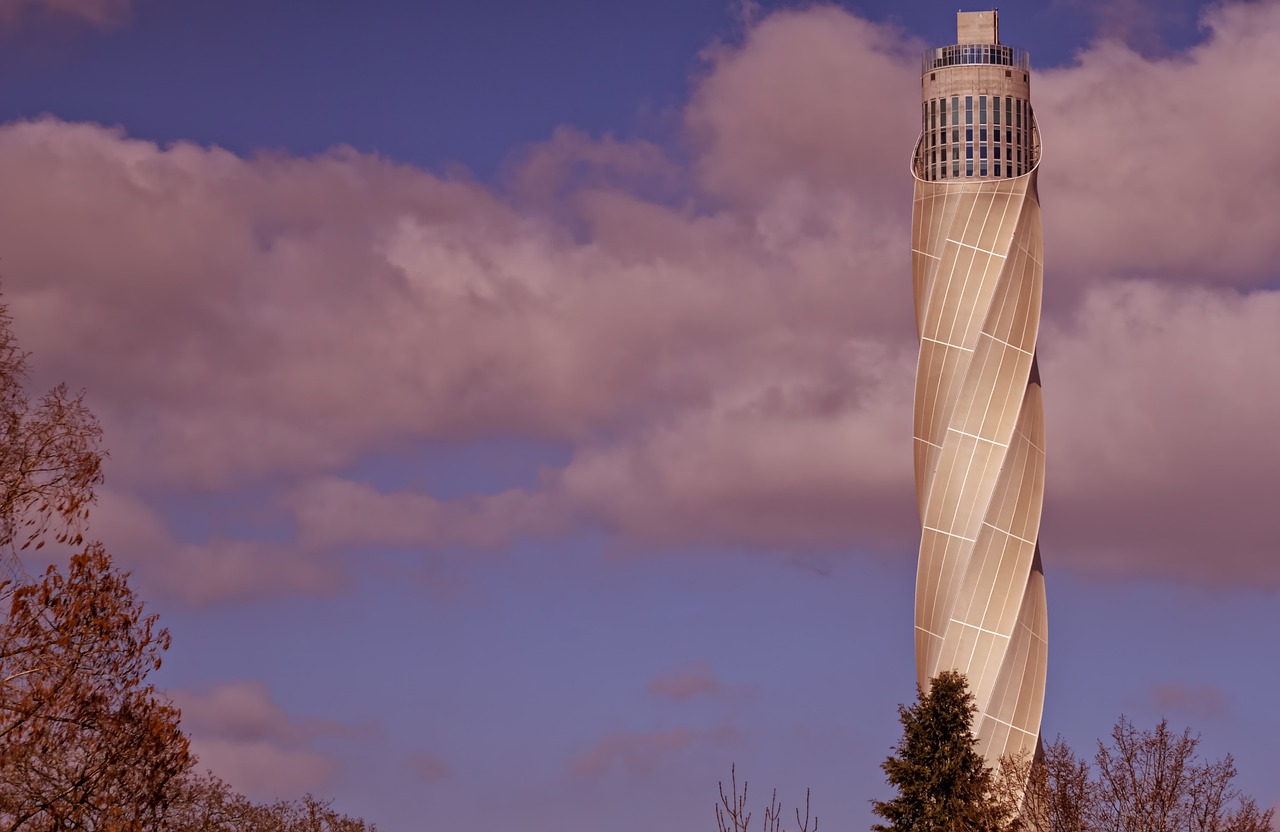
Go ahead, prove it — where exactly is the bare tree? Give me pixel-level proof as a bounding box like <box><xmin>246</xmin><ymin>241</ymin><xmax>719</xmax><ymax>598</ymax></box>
<box><xmin>1092</xmin><ymin>717</ymin><xmax>1272</xmax><ymax>832</ymax></box>
<box><xmin>997</xmin><ymin>718</ymin><xmax>1273</xmax><ymax>832</ymax></box>
<box><xmin>716</xmin><ymin>764</ymin><xmax>817</xmax><ymax>832</ymax></box>
<box><xmin>996</xmin><ymin>739</ymin><xmax>1090</xmax><ymax>832</ymax></box>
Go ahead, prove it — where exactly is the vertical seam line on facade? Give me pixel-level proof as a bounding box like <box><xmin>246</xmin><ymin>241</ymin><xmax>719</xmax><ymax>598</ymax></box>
<box><xmin>939</xmin><ymin>424</ymin><xmax>985</xmax><ymax>553</ymax></box>
<box><xmin>955</xmin><ymin>198</ymin><xmax>997</xmax><ymax>342</ymax></box>
<box><xmin>940</xmin><ymin>235</ymin><xmax>979</xmax><ymax>345</ymax></box>
<box><xmin>968</xmin><ymin>335</ymin><xmax>1009</xmax><ymax>451</ymax></box>
<box><xmin>918</xmin><ymin>229</ymin><xmax>977</xmax><ymax>511</ymax></box>
<box><xmin>914</xmin><ymin>189</ymin><xmax>949</xmax><ymax>329</ymax></box>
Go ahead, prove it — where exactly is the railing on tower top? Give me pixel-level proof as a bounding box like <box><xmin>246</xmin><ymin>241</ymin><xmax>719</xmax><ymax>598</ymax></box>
<box><xmin>921</xmin><ymin>44</ymin><xmax>1031</xmax><ymax>75</ymax></box>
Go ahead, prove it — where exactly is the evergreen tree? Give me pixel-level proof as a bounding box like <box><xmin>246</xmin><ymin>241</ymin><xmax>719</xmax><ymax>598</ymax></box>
<box><xmin>871</xmin><ymin>670</ymin><xmax>1006</xmax><ymax>832</ymax></box>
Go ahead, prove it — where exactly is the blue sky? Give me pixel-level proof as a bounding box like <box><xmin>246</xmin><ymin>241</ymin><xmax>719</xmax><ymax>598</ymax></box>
<box><xmin>0</xmin><ymin>0</ymin><xmax>1210</xmax><ymax>176</ymax></box>
<box><xmin>1</xmin><ymin>0</ymin><xmax>1277</xmax><ymax>829</ymax></box>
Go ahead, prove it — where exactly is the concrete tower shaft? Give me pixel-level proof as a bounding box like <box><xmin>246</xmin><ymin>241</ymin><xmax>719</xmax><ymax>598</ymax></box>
<box><xmin>909</xmin><ymin>9</ymin><xmax>1048</xmax><ymax>772</ymax></box>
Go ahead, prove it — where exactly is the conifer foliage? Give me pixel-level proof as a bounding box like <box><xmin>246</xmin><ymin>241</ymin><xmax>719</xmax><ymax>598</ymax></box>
<box><xmin>871</xmin><ymin>670</ymin><xmax>1006</xmax><ymax>832</ymax></box>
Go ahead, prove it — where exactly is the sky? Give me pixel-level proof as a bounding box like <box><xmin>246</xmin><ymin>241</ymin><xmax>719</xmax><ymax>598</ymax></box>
<box><xmin>1</xmin><ymin>0</ymin><xmax>1278</xmax><ymax>829</ymax></box>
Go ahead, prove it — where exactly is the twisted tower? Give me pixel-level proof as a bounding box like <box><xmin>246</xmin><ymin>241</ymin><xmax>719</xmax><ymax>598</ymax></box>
<box><xmin>910</xmin><ymin>10</ymin><xmax>1047</xmax><ymax>769</ymax></box>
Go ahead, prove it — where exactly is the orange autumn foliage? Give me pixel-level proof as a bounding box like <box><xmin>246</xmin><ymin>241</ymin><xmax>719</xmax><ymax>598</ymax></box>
<box><xmin>0</xmin><ymin>545</ymin><xmax>190</xmax><ymax>830</ymax></box>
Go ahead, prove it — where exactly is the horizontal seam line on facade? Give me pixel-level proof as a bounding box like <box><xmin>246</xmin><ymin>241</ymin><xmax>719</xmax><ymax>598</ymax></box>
<box><xmin>1014</xmin><ymin>428</ymin><xmax>1046</xmax><ymax>454</ymax></box>
<box><xmin>923</xmin><ymin>525</ymin><xmax>975</xmax><ymax>543</ymax></box>
<box><xmin>915</xmin><ymin>436</ymin><xmax>944</xmax><ymax>449</ymax></box>
<box><xmin>949</xmin><ymin>617</ymin><xmax>1011</xmax><ymax>641</ymax></box>
<box><xmin>923</xmin><ymin>336</ymin><xmax>973</xmax><ymax>352</ymax></box>
<box><xmin>947</xmin><ymin>426</ymin><xmax>1009</xmax><ymax>447</ymax></box>
<box><xmin>945</xmin><ymin>237</ymin><xmax>1007</xmax><ymax>258</ymax></box>
<box><xmin>1021</xmin><ymin>621</ymin><xmax>1049</xmax><ymax>645</ymax></box>
<box><xmin>914</xmin><ymin>625</ymin><xmax>944</xmax><ymax>639</ymax></box>
<box><xmin>912</xmin><ymin>248</ymin><xmax>942</xmax><ymax>260</ymax></box>
<box><xmin>980</xmin><ymin>331</ymin><xmax>1033</xmax><ymax>356</ymax></box>
<box><xmin>1015</xmin><ymin>242</ymin><xmax>1043</xmax><ymax>268</ymax></box>
<box><xmin>981</xmin><ymin>712</ymin><xmax>1038</xmax><ymax>738</ymax></box>
<box><xmin>981</xmin><ymin>522</ymin><xmax>1037</xmax><ymax>548</ymax></box>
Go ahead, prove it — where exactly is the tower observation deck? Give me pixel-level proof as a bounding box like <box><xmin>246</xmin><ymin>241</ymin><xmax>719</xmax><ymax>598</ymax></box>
<box><xmin>915</xmin><ymin>10</ymin><xmax>1040</xmax><ymax>181</ymax></box>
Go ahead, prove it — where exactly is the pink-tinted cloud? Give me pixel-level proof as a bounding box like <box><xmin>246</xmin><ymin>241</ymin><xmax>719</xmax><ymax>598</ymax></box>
<box><xmin>568</xmin><ymin>724</ymin><xmax>741</xmax><ymax>778</ymax></box>
<box><xmin>506</xmin><ymin>125</ymin><xmax>683</xmax><ymax>208</ymax></box>
<box><xmin>282</xmin><ymin>338</ymin><xmax>917</xmax><ymax>559</ymax></box>
<box><xmin>648</xmin><ymin>661</ymin><xmax>757</xmax><ymax>702</ymax></box>
<box><xmin>0</xmin><ymin>0</ymin><xmax>134</xmax><ymax>27</ymax></box>
<box><xmin>686</xmin><ymin>7</ymin><xmax>921</xmax><ymax>207</ymax></box>
<box><xmin>88</xmin><ymin>489</ymin><xmax>346</xmax><ymax>605</ymax></box>
<box><xmin>278</xmin><ymin>276</ymin><xmax>1280</xmax><ymax>590</ymax></box>
<box><xmin>407</xmin><ymin>753</ymin><xmax>450</xmax><ymax>785</ymax></box>
<box><xmin>1037</xmin><ymin>1</ymin><xmax>1280</xmax><ymax>282</ymax></box>
<box><xmin>288</xmin><ymin>477</ymin><xmax>566</xmax><ymax>552</ymax></box>
<box><xmin>1146</xmin><ymin>682</ymin><xmax>1231</xmax><ymax>721</ymax></box>
<box><xmin>1042</xmin><ymin>282</ymin><xmax>1280</xmax><ymax>587</ymax></box>
<box><xmin>0</xmin><ymin>117</ymin><xmax>908</xmax><ymax>493</ymax></box>
<box><xmin>170</xmin><ymin>680</ymin><xmax>356</xmax><ymax>799</ymax></box>
<box><xmin>1051</xmin><ymin>0</ymin><xmax>1182</xmax><ymax>52</ymax></box>
<box><xmin>2</xmin><ymin>1</ymin><xmax>1279</xmax><ymax>604</ymax></box>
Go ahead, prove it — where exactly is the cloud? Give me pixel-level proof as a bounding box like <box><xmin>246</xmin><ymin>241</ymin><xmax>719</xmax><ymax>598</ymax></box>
<box><xmin>173</xmin><ymin>680</ymin><xmax>348</xmax><ymax>744</ymax></box>
<box><xmin>406</xmin><ymin>753</ymin><xmax>450</xmax><ymax>785</ymax></box>
<box><xmin>0</xmin><ymin>117</ymin><xmax>905</xmax><ymax>493</ymax></box>
<box><xmin>284</xmin><ymin>271</ymin><xmax>1280</xmax><ymax>589</ymax></box>
<box><xmin>185</xmin><ymin>740</ymin><xmax>340</xmax><ymax>799</ymax></box>
<box><xmin>281</xmin><ymin>335</ymin><xmax>917</xmax><ymax>560</ymax></box>
<box><xmin>568</xmin><ymin>724</ymin><xmax>741</xmax><ymax>778</ymax></box>
<box><xmin>1146</xmin><ymin>682</ymin><xmax>1231</xmax><ymax>721</ymax></box>
<box><xmin>87</xmin><ymin>489</ymin><xmax>346</xmax><ymax>606</ymax></box>
<box><xmin>288</xmin><ymin>477</ymin><xmax>566</xmax><ymax>553</ymax></box>
<box><xmin>0</xmin><ymin>0</ymin><xmax>135</xmax><ymax>28</ymax></box>
<box><xmin>1037</xmin><ymin>1</ymin><xmax>1280</xmax><ymax>283</ymax></box>
<box><xmin>1042</xmin><ymin>281</ymin><xmax>1280</xmax><ymax>587</ymax></box>
<box><xmin>170</xmin><ymin>680</ymin><xmax>356</xmax><ymax>799</ymax></box>
<box><xmin>554</xmin><ymin>344</ymin><xmax>915</xmax><ymax>552</ymax></box>
<box><xmin>505</xmin><ymin>125</ymin><xmax>683</xmax><ymax>208</ymax></box>
<box><xmin>648</xmin><ymin>661</ymin><xmax>757</xmax><ymax>703</ymax></box>
<box><xmin>1050</xmin><ymin>0</ymin><xmax>1185</xmax><ymax>52</ymax></box>
<box><xmin>686</xmin><ymin>7</ymin><xmax>921</xmax><ymax>207</ymax></box>
<box><xmin>2</xmin><ymin>0</ymin><xmax>1279</xmax><ymax>603</ymax></box>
